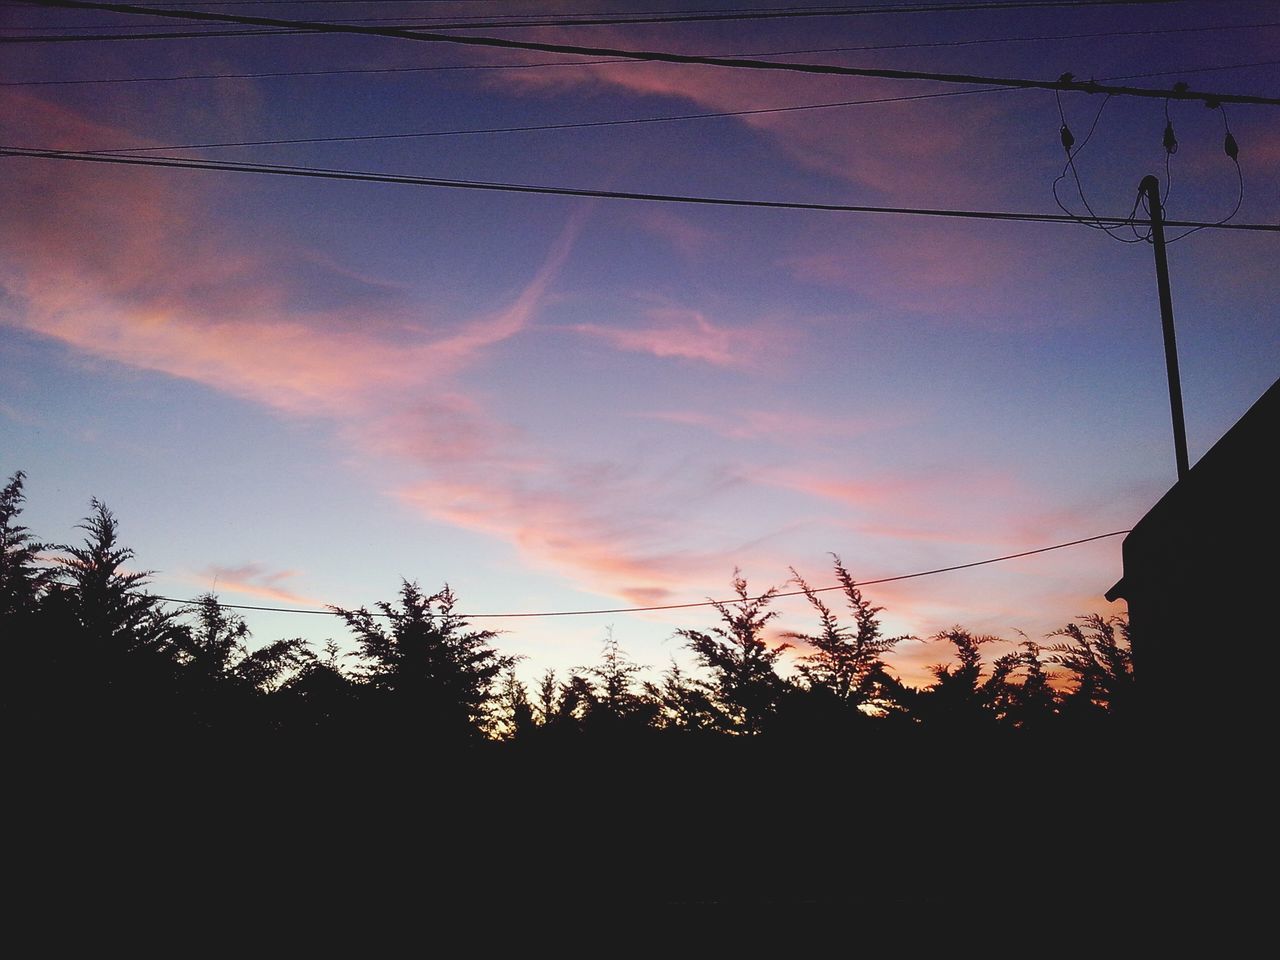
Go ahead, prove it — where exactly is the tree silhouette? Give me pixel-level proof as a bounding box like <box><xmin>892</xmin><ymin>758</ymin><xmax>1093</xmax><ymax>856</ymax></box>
<box><xmin>37</xmin><ymin>498</ymin><xmax>185</xmax><ymax>738</ymax></box>
<box><xmin>556</xmin><ymin>672</ymin><xmax>599</xmax><ymax>731</ymax></box>
<box><xmin>495</xmin><ymin>664</ymin><xmax>536</xmax><ymax>740</ymax></box>
<box><xmin>176</xmin><ymin>593</ymin><xmax>309</xmax><ymax>692</ymax></box>
<box><xmin>334</xmin><ymin>581</ymin><xmax>514</xmax><ymax>741</ymax></box>
<box><xmin>678</xmin><ymin>572</ymin><xmax>789</xmax><ymax>735</ymax></box>
<box><xmin>0</xmin><ymin>471</ymin><xmax>53</xmax><ymax>619</ymax></box>
<box><xmin>52</xmin><ymin>499</ymin><xmax>181</xmax><ymax>656</ymax></box>
<box><xmin>915</xmin><ymin>628</ymin><xmax>1013</xmax><ymax>729</ymax></box>
<box><xmin>643</xmin><ymin>659</ymin><xmax>718</xmax><ymax>733</ymax></box>
<box><xmin>576</xmin><ymin>627</ymin><xmax>655</xmax><ymax>732</ymax></box>
<box><xmin>535</xmin><ymin>668</ymin><xmax>560</xmax><ymax>727</ymax></box>
<box><xmin>584</xmin><ymin>629</ymin><xmax>643</xmax><ymax>714</ymax></box>
<box><xmin>786</xmin><ymin>556</ymin><xmax>908</xmax><ymax>716</ymax></box>
<box><xmin>1047</xmin><ymin>613</ymin><xmax>1133</xmax><ymax>719</ymax></box>
<box><xmin>523</xmin><ymin>667</ymin><xmax>595</xmax><ymax>735</ymax></box>
<box><xmin>276</xmin><ymin>639</ymin><xmax>361</xmax><ymax>739</ymax></box>
<box><xmin>993</xmin><ymin>639</ymin><xmax>1059</xmax><ymax>730</ymax></box>
<box><xmin>4</xmin><ymin>471</ymin><xmax>60</xmax><ymax>737</ymax></box>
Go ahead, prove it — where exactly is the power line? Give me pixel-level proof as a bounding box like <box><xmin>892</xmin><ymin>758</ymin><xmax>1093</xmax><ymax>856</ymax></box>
<box><xmin>87</xmin><ymin>89</ymin><xmax>1009</xmax><ymax>153</ymax></box>
<box><xmin>8</xmin><ymin>20</ymin><xmax>1277</xmax><ymax>74</ymax></box>
<box><xmin>16</xmin><ymin>16</ymin><xmax>1275</xmax><ymax>45</ymax></box>
<box><xmin>24</xmin><ymin>0</ymin><xmax>1280</xmax><ymax>106</ymax></box>
<box><xmin>90</xmin><ymin>1</ymin><xmax>530</xmax><ymax>4</ymax></box>
<box><xmin>4</xmin><ymin>4</ymin><xmax>914</xmax><ymax>27</ymax></box>
<box><xmin>154</xmin><ymin>530</ymin><xmax>1133</xmax><ymax>620</ymax></box>
<box><xmin>10</xmin><ymin>0</ymin><xmax>1211</xmax><ymax>33</ymax></box>
<box><xmin>63</xmin><ymin>59</ymin><xmax>1276</xmax><ymax>155</ymax></box>
<box><xmin>3</xmin><ymin>4</ymin><xmax>1180</xmax><ymax>33</ymax></box>
<box><xmin>7</xmin><ymin>146</ymin><xmax>1278</xmax><ymax>231</ymax></box>
<box><xmin>41</xmin><ymin>0</ymin><xmax>1202</xmax><ymax>5</ymax></box>
<box><xmin>0</xmin><ymin>28</ymin><xmax>311</xmax><ymax>42</ymax></box>
<box><xmin>8</xmin><ymin>6</ymin><xmax>1238</xmax><ymax>43</ymax></box>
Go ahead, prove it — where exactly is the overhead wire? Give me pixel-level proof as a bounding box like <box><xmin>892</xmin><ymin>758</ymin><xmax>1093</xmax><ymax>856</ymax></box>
<box><xmin>7</xmin><ymin>22</ymin><xmax>1278</xmax><ymax>82</ymax></box>
<box><xmin>1051</xmin><ymin>81</ymin><xmax>1253</xmax><ymax>243</ymax></box>
<box><xmin>19</xmin><ymin>0</ymin><xmax>1206</xmax><ymax>6</ymax></box>
<box><xmin>19</xmin><ymin>0</ymin><xmax>1280</xmax><ymax>106</ymax></box>
<box><xmin>6</xmin><ymin>0</ymin><xmax>1216</xmax><ymax>33</ymax></box>
<box><xmin>1052</xmin><ymin>90</ymin><xmax>1150</xmax><ymax>244</ymax></box>
<box><xmin>85</xmin><ymin>88</ymin><xmax>1004</xmax><ymax>153</ymax></box>
<box><xmin>6</xmin><ymin>145</ymin><xmax>1278</xmax><ymax>233</ymax></box>
<box><xmin>1165</xmin><ymin>102</ymin><xmax>1245</xmax><ymax>243</ymax></box>
<box><xmin>152</xmin><ymin>530</ymin><xmax>1134</xmax><ymax>620</ymax></box>
<box><xmin>0</xmin><ymin>28</ymin><xmax>314</xmax><ymax>41</ymax></box>
<box><xmin>51</xmin><ymin>59</ymin><xmax>1273</xmax><ymax>156</ymax></box>
<box><xmin>13</xmin><ymin>16</ymin><xmax>1280</xmax><ymax>45</ymax></box>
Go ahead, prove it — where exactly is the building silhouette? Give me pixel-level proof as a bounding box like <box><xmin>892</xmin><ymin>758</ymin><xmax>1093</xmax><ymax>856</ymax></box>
<box><xmin>1107</xmin><ymin>377</ymin><xmax>1279</xmax><ymax>724</ymax></box>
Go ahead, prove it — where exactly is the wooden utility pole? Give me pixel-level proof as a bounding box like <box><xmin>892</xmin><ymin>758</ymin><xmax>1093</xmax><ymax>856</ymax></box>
<box><xmin>1140</xmin><ymin>175</ymin><xmax>1190</xmax><ymax>481</ymax></box>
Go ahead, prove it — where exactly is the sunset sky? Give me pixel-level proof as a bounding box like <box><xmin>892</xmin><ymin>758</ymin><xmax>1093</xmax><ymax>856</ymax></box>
<box><xmin>2</xmin><ymin>0</ymin><xmax>1276</xmax><ymax>686</ymax></box>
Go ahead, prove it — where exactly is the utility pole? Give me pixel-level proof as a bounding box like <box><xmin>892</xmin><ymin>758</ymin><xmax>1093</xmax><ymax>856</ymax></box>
<box><xmin>1140</xmin><ymin>175</ymin><xmax>1190</xmax><ymax>481</ymax></box>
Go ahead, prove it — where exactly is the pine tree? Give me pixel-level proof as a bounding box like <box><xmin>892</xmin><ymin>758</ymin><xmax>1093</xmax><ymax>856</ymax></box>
<box><xmin>786</xmin><ymin>555</ymin><xmax>907</xmax><ymax>714</ymax></box>
<box><xmin>643</xmin><ymin>660</ymin><xmax>718</xmax><ymax>733</ymax></box>
<box><xmin>39</xmin><ymin>498</ymin><xmax>185</xmax><ymax>738</ymax></box>
<box><xmin>177</xmin><ymin>593</ymin><xmax>309</xmax><ymax>693</ymax></box>
<box><xmin>678</xmin><ymin>571</ymin><xmax>789</xmax><ymax>735</ymax></box>
<box><xmin>334</xmin><ymin>581</ymin><xmax>514</xmax><ymax>740</ymax></box>
<box><xmin>535</xmin><ymin>668</ymin><xmax>560</xmax><ymax>727</ymax></box>
<box><xmin>0</xmin><ymin>471</ymin><xmax>53</xmax><ymax>618</ymax></box>
<box><xmin>580</xmin><ymin>627</ymin><xmax>648</xmax><ymax>724</ymax></box>
<box><xmin>918</xmin><ymin>628</ymin><xmax>1009</xmax><ymax>729</ymax></box>
<box><xmin>495</xmin><ymin>664</ymin><xmax>536</xmax><ymax>740</ymax></box>
<box><xmin>53</xmin><ymin>498</ymin><xmax>181</xmax><ymax>657</ymax></box>
<box><xmin>276</xmin><ymin>639</ymin><xmax>360</xmax><ymax>738</ymax></box>
<box><xmin>1047</xmin><ymin>613</ymin><xmax>1133</xmax><ymax>718</ymax></box>
<box><xmin>998</xmin><ymin>640</ymin><xmax>1059</xmax><ymax>729</ymax></box>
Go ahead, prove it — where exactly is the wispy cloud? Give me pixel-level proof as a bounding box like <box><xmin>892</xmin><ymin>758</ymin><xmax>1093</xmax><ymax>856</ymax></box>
<box><xmin>397</xmin><ymin>467</ymin><xmax>728</xmax><ymax>606</ymax></box>
<box><xmin>758</xmin><ymin>469</ymin><xmax>908</xmax><ymax>511</ymax></box>
<box><xmin>491</xmin><ymin>30</ymin><xmax>1015</xmax><ymax>203</ymax></box>
<box><xmin>570</xmin><ymin>305</ymin><xmax>778</xmax><ymax>368</ymax></box>
<box><xmin>626</xmin><ymin>207</ymin><xmax>721</xmax><ymax>257</ymax></box>
<box><xmin>0</xmin><ymin>91</ymin><xmax>784</xmax><ymax>610</ymax></box>
<box><xmin>194</xmin><ymin>563</ymin><xmax>321</xmax><ymax>606</ymax></box>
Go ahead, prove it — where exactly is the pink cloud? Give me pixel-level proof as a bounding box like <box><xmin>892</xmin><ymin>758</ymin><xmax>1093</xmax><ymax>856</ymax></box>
<box><xmin>489</xmin><ymin>29</ymin><xmax>1015</xmax><ymax>203</ymax></box>
<box><xmin>626</xmin><ymin>207</ymin><xmax>720</xmax><ymax>257</ymax></box>
<box><xmin>758</xmin><ymin>468</ymin><xmax>911</xmax><ymax>510</ymax></box>
<box><xmin>193</xmin><ymin>563</ymin><xmax>322</xmax><ymax>607</ymax></box>
<box><xmin>571</xmin><ymin>305</ymin><xmax>778</xmax><ymax>368</ymax></box>
<box><xmin>4</xmin><ymin>93</ymin><xmax>782</xmax><ymax>610</ymax></box>
<box><xmin>397</xmin><ymin>472</ymin><xmax>719</xmax><ymax>606</ymax></box>
<box><xmin>781</xmin><ymin>217</ymin><xmax>1078</xmax><ymax>325</ymax></box>
<box><xmin>1</xmin><ymin>92</ymin><xmax>581</xmax><ymax>411</ymax></box>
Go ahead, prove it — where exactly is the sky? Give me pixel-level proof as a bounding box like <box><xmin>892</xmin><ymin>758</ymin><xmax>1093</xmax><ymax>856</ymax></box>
<box><xmin>1</xmin><ymin>0</ymin><xmax>1276</xmax><ymax>688</ymax></box>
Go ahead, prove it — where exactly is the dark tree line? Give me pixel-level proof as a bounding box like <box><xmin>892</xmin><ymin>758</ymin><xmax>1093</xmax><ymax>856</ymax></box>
<box><xmin>3</xmin><ymin>471</ymin><xmax>1134</xmax><ymax>752</ymax></box>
